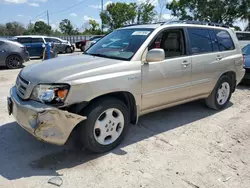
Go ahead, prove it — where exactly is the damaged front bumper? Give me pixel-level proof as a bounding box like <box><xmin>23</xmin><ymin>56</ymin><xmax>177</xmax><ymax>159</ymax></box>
<box><xmin>8</xmin><ymin>87</ymin><xmax>87</xmax><ymax>145</ymax></box>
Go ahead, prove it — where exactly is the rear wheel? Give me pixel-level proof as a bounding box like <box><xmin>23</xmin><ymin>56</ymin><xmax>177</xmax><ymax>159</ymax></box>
<box><xmin>6</xmin><ymin>55</ymin><xmax>23</xmax><ymax>69</ymax></box>
<box><xmin>77</xmin><ymin>97</ymin><xmax>129</xmax><ymax>153</ymax></box>
<box><xmin>206</xmin><ymin>76</ymin><xmax>232</xmax><ymax>110</ymax></box>
<box><xmin>65</xmin><ymin>46</ymin><xmax>72</xmax><ymax>53</ymax></box>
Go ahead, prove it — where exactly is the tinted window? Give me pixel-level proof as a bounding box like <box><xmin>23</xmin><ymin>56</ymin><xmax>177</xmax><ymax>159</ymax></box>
<box><xmin>209</xmin><ymin>30</ymin><xmax>220</xmax><ymax>52</ymax></box>
<box><xmin>0</xmin><ymin>41</ymin><xmax>4</xmax><ymax>46</ymax></box>
<box><xmin>45</xmin><ymin>38</ymin><xmax>52</xmax><ymax>42</ymax></box>
<box><xmin>236</xmin><ymin>33</ymin><xmax>250</xmax><ymax>41</ymax></box>
<box><xmin>188</xmin><ymin>28</ymin><xmax>213</xmax><ymax>54</ymax></box>
<box><xmin>31</xmin><ymin>38</ymin><xmax>44</xmax><ymax>43</ymax></box>
<box><xmin>17</xmin><ymin>38</ymin><xmax>32</xmax><ymax>44</ymax></box>
<box><xmin>51</xmin><ymin>38</ymin><xmax>61</xmax><ymax>43</ymax></box>
<box><xmin>215</xmin><ymin>30</ymin><xmax>234</xmax><ymax>51</ymax></box>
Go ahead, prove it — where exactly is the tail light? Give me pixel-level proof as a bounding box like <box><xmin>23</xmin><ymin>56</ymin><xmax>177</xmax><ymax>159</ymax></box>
<box><xmin>243</xmin><ymin>54</ymin><xmax>246</xmax><ymax>67</ymax></box>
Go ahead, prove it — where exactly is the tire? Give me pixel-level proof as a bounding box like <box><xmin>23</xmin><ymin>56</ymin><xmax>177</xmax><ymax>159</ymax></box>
<box><xmin>81</xmin><ymin>45</ymin><xmax>85</xmax><ymax>52</ymax></box>
<box><xmin>205</xmin><ymin>75</ymin><xmax>232</xmax><ymax>110</ymax></box>
<box><xmin>77</xmin><ymin>97</ymin><xmax>129</xmax><ymax>153</ymax></box>
<box><xmin>65</xmin><ymin>46</ymin><xmax>72</xmax><ymax>53</ymax></box>
<box><xmin>6</xmin><ymin>55</ymin><xmax>23</xmax><ymax>69</ymax></box>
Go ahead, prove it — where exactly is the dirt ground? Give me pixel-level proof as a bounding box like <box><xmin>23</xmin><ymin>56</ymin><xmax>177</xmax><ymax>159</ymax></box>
<box><xmin>0</xmin><ymin>56</ymin><xmax>249</xmax><ymax>188</ymax></box>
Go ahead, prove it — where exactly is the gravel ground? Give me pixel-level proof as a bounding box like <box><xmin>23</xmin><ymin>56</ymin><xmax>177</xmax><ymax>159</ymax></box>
<box><xmin>0</xmin><ymin>54</ymin><xmax>249</xmax><ymax>188</ymax></box>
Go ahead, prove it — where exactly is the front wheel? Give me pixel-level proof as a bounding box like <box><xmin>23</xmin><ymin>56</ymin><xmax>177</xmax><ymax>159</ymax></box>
<box><xmin>78</xmin><ymin>97</ymin><xmax>129</xmax><ymax>153</ymax></box>
<box><xmin>206</xmin><ymin>76</ymin><xmax>232</xmax><ymax>110</ymax></box>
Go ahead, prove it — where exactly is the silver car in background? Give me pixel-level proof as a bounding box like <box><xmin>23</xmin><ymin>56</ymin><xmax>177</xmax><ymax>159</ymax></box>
<box><xmin>44</xmin><ymin>37</ymin><xmax>75</xmax><ymax>54</ymax></box>
<box><xmin>0</xmin><ymin>39</ymin><xmax>29</xmax><ymax>69</ymax></box>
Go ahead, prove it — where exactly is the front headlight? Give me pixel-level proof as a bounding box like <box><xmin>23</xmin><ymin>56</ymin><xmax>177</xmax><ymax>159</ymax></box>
<box><xmin>31</xmin><ymin>84</ymin><xmax>70</xmax><ymax>105</ymax></box>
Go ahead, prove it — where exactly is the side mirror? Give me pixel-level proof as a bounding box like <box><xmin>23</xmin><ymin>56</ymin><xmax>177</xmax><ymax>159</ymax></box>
<box><xmin>146</xmin><ymin>49</ymin><xmax>165</xmax><ymax>63</ymax></box>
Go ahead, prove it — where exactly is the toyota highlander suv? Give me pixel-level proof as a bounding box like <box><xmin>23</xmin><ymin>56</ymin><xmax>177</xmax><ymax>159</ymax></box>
<box><xmin>8</xmin><ymin>21</ymin><xmax>245</xmax><ymax>153</ymax></box>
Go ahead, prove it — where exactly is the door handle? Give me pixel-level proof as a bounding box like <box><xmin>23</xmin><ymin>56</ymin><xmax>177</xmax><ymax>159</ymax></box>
<box><xmin>216</xmin><ymin>55</ymin><xmax>223</xmax><ymax>61</ymax></box>
<box><xmin>182</xmin><ymin>60</ymin><xmax>190</xmax><ymax>67</ymax></box>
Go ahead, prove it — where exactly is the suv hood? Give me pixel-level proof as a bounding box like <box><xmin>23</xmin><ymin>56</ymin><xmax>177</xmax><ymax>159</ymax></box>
<box><xmin>20</xmin><ymin>55</ymin><xmax>122</xmax><ymax>84</ymax></box>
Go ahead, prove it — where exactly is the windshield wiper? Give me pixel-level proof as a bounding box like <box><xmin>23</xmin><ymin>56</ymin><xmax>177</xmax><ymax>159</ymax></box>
<box><xmin>86</xmin><ymin>53</ymin><xmax>128</xmax><ymax>61</ymax></box>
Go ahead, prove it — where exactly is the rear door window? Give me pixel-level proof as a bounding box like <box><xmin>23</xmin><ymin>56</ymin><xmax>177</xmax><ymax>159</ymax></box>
<box><xmin>17</xmin><ymin>38</ymin><xmax>32</xmax><ymax>44</ymax></box>
<box><xmin>215</xmin><ymin>30</ymin><xmax>235</xmax><ymax>51</ymax></box>
<box><xmin>236</xmin><ymin>33</ymin><xmax>250</xmax><ymax>41</ymax></box>
<box><xmin>209</xmin><ymin>30</ymin><xmax>220</xmax><ymax>52</ymax></box>
<box><xmin>31</xmin><ymin>38</ymin><xmax>44</xmax><ymax>43</ymax></box>
<box><xmin>187</xmin><ymin>28</ymin><xmax>213</xmax><ymax>54</ymax></box>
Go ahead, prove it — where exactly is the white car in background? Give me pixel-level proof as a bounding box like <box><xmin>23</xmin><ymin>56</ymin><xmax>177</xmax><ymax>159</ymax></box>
<box><xmin>235</xmin><ymin>31</ymin><xmax>250</xmax><ymax>48</ymax></box>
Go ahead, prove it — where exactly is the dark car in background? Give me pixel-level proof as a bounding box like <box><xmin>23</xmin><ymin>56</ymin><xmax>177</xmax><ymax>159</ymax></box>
<box><xmin>12</xmin><ymin>36</ymin><xmax>74</xmax><ymax>58</ymax></box>
<box><xmin>12</xmin><ymin>36</ymin><xmax>46</xmax><ymax>58</ymax></box>
<box><xmin>242</xmin><ymin>44</ymin><xmax>250</xmax><ymax>81</ymax></box>
<box><xmin>0</xmin><ymin>39</ymin><xmax>29</xmax><ymax>69</ymax></box>
<box><xmin>44</xmin><ymin>37</ymin><xmax>74</xmax><ymax>53</ymax></box>
<box><xmin>75</xmin><ymin>35</ymin><xmax>104</xmax><ymax>51</ymax></box>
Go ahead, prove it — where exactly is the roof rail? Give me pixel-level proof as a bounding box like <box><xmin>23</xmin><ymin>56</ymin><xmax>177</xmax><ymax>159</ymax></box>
<box><xmin>165</xmin><ymin>20</ymin><xmax>230</xmax><ymax>28</ymax></box>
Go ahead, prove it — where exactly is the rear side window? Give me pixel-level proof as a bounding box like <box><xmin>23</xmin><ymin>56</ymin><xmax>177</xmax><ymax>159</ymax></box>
<box><xmin>209</xmin><ymin>30</ymin><xmax>220</xmax><ymax>52</ymax></box>
<box><xmin>17</xmin><ymin>38</ymin><xmax>32</xmax><ymax>44</ymax></box>
<box><xmin>187</xmin><ymin>28</ymin><xmax>213</xmax><ymax>54</ymax></box>
<box><xmin>31</xmin><ymin>38</ymin><xmax>44</xmax><ymax>43</ymax></box>
<box><xmin>236</xmin><ymin>33</ymin><xmax>250</xmax><ymax>41</ymax></box>
<box><xmin>45</xmin><ymin>38</ymin><xmax>52</xmax><ymax>42</ymax></box>
<box><xmin>215</xmin><ymin>30</ymin><xmax>235</xmax><ymax>51</ymax></box>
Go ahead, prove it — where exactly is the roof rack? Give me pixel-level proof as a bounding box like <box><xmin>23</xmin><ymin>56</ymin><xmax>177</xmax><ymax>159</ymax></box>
<box><xmin>165</xmin><ymin>20</ymin><xmax>230</xmax><ymax>28</ymax></box>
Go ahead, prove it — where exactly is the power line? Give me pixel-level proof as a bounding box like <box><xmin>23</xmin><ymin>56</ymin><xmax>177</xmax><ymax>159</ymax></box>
<box><xmin>36</xmin><ymin>11</ymin><xmax>47</xmax><ymax>18</ymax></box>
<box><xmin>50</xmin><ymin>0</ymin><xmax>85</xmax><ymax>16</ymax></box>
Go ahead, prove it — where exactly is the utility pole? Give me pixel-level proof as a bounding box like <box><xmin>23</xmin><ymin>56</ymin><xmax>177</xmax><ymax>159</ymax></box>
<box><xmin>47</xmin><ymin>10</ymin><xmax>50</xmax><ymax>26</ymax></box>
<box><xmin>101</xmin><ymin>0</ymin><xmax>103</xmax><ymax>34</ymax></box>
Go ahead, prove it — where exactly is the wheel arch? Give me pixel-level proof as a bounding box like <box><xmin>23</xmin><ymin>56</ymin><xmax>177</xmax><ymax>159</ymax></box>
<box><xmin>220</xmin><ymin>71</ymin><xmax>236</xmax><ymax>92</ymax></box>
<box><xmin>68</xmin><ymin>91</ymin><xmax>138</xmax><ymax>125</ymax></box>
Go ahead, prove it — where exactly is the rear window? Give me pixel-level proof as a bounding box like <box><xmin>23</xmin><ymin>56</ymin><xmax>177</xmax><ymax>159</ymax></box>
<box><xmin>215</xmin><ymin>30</ymin><xmax>235</xmax><ymax>51</ymax></box>
<box><xmin>45</xmin><ymin>38</ymin><xmax>52</xmax><ymax>42</ymax></box>
<box><xmin>236</xmin><ymin>33</ymin><xmax>250</xmax><ymax>41</ymax></box>
<box><xmin>187</xmin><ymin>28</ymin><xmax>213</xmax><ymax>54</ymax></box>
<box><xmin>31</xmin><ymin>38</ymin><xmax>44</xmax><ymax>43</ymax></box>
<box><xmin>17</xmin><ymin>38</ymin><xmax>32</xmax><ymax>44</ymax></box>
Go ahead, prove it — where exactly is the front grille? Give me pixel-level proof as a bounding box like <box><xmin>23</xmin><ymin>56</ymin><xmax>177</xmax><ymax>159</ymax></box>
<box><xmin>16</xmin><ymin>76</ymin><xmax>30</xmax><ymax>99</ymax></box>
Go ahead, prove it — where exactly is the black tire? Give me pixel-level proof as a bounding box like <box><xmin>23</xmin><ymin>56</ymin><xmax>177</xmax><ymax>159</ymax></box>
<box><xmin>6</xmin><ymin>55</ymin><xmax>23</xmax><ymax>69</ymax></box>
<box><xmin>205</xmin><ymin>75</ymin><xmax>232</xmax><ymax>110</ymax></box>
<box><xmin>81</xmin><ymin>45</ymin><xmax>85</xmax><ymax>52</ymax></box>
<box><xmin>65</xmin><ymin>46</ymin><xmax>72</xmax><ymax>53</ymax></box>
<box><xmin>77</xmin><ymin>97</ymin><xmax>129</xmax><ymax>153</ymax></box>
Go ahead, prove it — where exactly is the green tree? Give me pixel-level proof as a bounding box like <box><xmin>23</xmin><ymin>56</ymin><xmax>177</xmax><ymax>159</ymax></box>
<box><xmin>59</xmin><ymin>19</ymin><xmax>74</xmax><ymax>35</ymax></box>
<box><xmin>5</xmin><ymin>22</ymin><xmax>25</xmax><ymax>36</ymax></box>
<box><xmin>33</xmin><ymin>21</ymin><xmax>51</xmax><ymax>35</ymax></box>
<box><xmin>100</xmin><ymin>2</ymin><xmax>137</xmax><ymax>31</ymax></box>
<box><xmin>0</xmin><ymin>24</ymin><xmax>7</xmax><ymax>36</ymax></box>
<box><xmin>238</xmin><ymin>0</ymin><xmax>250</xmax><ymax>31</ymax></box>
<box><xmin>166</xmin><ymin>0</ymin><xmax>245</xmax><ymax>25</ymax></box>
<box><xmin>23</xmin><ymin>23</ymin><xmax>34</xmax><ymax>35</ymax></box>
<box><xmin>137</xmin><ymin>2</ymin><xmax>156</xmax><ymax>24</ymax></box>
<box><xmin>89</xmin><ymin>19</ymin><xmax>100</xmax><ymax>32</ymax></box>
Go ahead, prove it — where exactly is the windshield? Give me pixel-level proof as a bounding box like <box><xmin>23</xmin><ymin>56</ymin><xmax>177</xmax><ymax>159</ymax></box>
<box><xmin>86</xmin><ymin>28</ymin><xmax>153</xmax><ymax>60</ymax></box>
